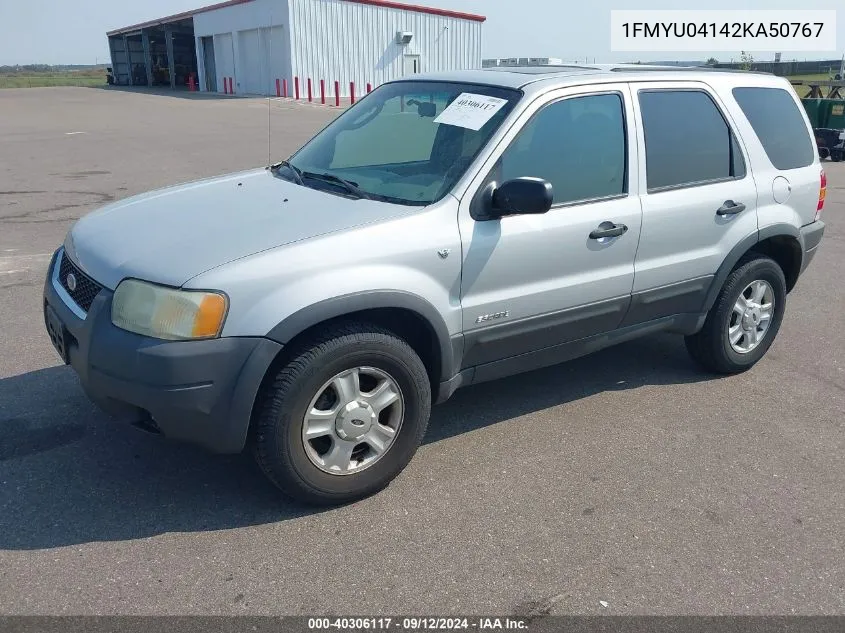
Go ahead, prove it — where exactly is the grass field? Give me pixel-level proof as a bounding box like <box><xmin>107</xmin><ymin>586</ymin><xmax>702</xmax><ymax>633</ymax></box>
<box><xmin>787</xmin><ymin>73</ymin><xmax>841</xmax><ymax>98</ymax></box>
<box><xmin>0</xmin><ymin>70</ymin><xmax>107</xmax><ymax>89</ymax></box>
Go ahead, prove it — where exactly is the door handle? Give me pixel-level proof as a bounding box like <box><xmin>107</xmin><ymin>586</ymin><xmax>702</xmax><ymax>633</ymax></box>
<box><xmin>589</xmin><ymin>222</ymin><xmax>628</xmax><ymax>240</ymax></box>
<box><xmin>716</xmin><ymin>200</ymin><xmax>746</xmax><ymax>216</ymax></box>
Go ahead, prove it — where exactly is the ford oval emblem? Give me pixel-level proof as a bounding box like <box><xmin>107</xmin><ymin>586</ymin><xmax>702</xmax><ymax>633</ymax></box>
<box><xmin>66</xmin><ymin>273</ymin><xmax>77</xmax><ymax>292</ymax></box>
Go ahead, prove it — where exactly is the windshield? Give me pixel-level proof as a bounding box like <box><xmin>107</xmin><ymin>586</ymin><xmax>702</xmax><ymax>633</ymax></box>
<box><xmin>282</xmin><ymin>81</ymin><xmax>522</xmax><ymax>205</ymax></box>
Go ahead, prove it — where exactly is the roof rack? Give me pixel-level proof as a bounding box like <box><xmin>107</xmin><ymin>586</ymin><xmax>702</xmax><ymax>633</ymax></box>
<box><xmin>485</xmin><ymin>64</ymin><xmax>600</xmax><ymax>71</ymax></box>
<box><xmin>608</xmin><ymin>65</ymin><xmax>773</xmax><ymax>75</ymax></box>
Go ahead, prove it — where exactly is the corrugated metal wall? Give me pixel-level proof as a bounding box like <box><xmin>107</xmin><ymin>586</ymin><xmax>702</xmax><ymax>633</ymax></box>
<box><xmin>193</xmin><ymin>0</ymin><xmax>483</xmax><ymax>96</ymax></box>
<box><xmin>108</xmin><ymin>37</ymin><xmax>131</xmax><ymax>85</ymax></box>
<box><xmin>288</xmin><ymin>0</ymin><xmax>482</xmax><ymax>97</ymax></box>
<box><xmin>194</xmin><ymin>0</ymin><xmax>292</xmax><ymax>95</ymax></box>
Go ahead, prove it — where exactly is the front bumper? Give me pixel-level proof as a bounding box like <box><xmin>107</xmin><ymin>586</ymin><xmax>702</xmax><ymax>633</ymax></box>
<box><xmin>800</xmin><ymin>220</ymin><xmax>825</xmax><ymax>274</ymax></box>
<box><xmin>43</xmin><ymin>249</ymin><xmax>281</xmax><ymax>454</ymax></box>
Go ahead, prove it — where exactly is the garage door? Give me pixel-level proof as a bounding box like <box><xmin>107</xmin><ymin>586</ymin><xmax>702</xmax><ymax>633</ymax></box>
<box><xmin>215</xmin><ymin>32</ymin><xmax>235</xmax><ymax>93</ymax></box>
<box><xmin>239</xmin><ymin>29</ymin><xmax>264</xmax><ymax>95</ymax></box>
<box><xmin>263</xmin><ymin>26</ymin><xmax>288</xmax><ymax>95</ymax></box>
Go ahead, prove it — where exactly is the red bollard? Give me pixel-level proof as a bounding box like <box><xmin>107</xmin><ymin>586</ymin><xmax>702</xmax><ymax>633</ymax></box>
<box><xmin>276</xmin><ymin>78</ymin><xmax>281</xmax><ymax>97</ymax></box>
<box><xmin>350</xmin><ymin>81</ymin><xmax>355</xmax><ymax>104</ymax></box>
<box><xmin>366</xmin><ymin>82</ymin><xmax>372</xmax><ymax>94</ymax></box>
<box><xmin>307</xmin><ymin>78</ymin><xmax>312</xmax><ymax>102</ymax></box>
<box><xmin>294</xmin><ymin>77</ymin><xmax>300</xmax><ymax>100</ymax></box>
<box><xmin>334</xmin><ymin>81</ymin><xmax>340</xmax><ymax>107</ymax></box>
<box><xmin>320</xmin><ymin>79</ymin><xmax>325</xmax><ymax>105</ymax></box>
<box><xmin>282</xmin><ymin>78</ymin><xmax>288</xmax><ymax>98</ymax></box>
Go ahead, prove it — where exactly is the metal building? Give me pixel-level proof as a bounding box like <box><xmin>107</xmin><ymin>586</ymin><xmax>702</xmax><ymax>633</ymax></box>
<box><xmin>106</xmin><ymin>0</ymin><xmax>485</xmax><ymax>97</ymax></box>
<box><xmin>482</xmin><ymin>57</ymin><xmax>564</xmax><ymax>68</ymax></box>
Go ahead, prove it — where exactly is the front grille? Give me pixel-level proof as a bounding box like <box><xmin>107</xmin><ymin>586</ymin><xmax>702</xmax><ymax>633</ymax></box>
<box><xmin>58</xmin><ymin>253</ymin><xmax>103</xmax><ymax>313</ymax></box>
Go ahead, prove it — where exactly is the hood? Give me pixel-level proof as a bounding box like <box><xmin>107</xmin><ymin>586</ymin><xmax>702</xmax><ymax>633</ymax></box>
<box><xmin>67</xmin><ymin>168</ymin><xmax>416</xmax><ymax>289</ymax></box>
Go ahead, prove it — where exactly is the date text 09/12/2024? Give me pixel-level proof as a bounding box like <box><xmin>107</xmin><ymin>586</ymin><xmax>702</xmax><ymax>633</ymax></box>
<box><xmin>307</xmin><ymin>617</ymin><xmax>529</xmax><ymax>631</ymax></box>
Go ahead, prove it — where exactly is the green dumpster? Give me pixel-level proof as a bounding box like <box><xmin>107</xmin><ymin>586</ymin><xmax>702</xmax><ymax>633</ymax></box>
<box><xmin>802</xmin><ymin>98</ymin><xmax>825</xmax><ymax>128</ymax></box>
<box><xmin>827</xmin><ymin>100</ymin><xmax>845</xmax><ymax>130</ymax></box>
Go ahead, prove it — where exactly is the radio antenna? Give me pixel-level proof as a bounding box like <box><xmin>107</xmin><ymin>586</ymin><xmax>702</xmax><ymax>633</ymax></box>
<box><xmin>267</xmin><ymin>10</ymin><xmax>273</xmax><ymax>167</ymax></box>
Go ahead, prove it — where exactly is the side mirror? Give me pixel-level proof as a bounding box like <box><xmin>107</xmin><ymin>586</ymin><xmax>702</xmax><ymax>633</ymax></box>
<box><xmin>417</xmin><ymin>102</ymin><xmax>437</xmax><ymax>118</ymax></box>
<box><xmin>406</xmin><ymin>99</ymin><xmax>437</xmax><ymax>118</ymax></box>
<box><xmin>490</xmin><ymin>177</ymin><xmax>553</xmax><ymax>218</ymax></box>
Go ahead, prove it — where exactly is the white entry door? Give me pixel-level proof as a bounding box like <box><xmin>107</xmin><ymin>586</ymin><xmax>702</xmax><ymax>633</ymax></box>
<box><xmin>239</xmin><ymin>29</ymin><xmax>263</xmax><ymax>95</ymax></box>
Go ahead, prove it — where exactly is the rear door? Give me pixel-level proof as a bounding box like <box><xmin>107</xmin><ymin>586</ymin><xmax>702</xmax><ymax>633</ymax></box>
<box><xmin>623</xmin><ymin>81</ymin><xmax>759</xmax><ymax>326</ymax></box>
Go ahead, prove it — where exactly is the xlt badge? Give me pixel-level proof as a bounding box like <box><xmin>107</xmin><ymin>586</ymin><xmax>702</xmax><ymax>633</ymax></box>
<box><xmin>476</xmin><ymin>311</ymin><xmax>509</xmax><ymax>324</ymax></box>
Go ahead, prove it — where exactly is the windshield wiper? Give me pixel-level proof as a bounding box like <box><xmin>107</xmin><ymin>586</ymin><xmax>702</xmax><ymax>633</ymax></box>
<box><xmin>303</xmin><ymin>171</ymin><xmax>372</xmax><ymax>199</ymax></box>
<box><xmin>270</xmin><ymin>160</ymin><xmax>304</xmax><ymax>185</ymax></box>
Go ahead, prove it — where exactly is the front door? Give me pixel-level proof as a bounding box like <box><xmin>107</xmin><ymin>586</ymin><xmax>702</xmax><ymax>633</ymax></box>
<box><xmin>458</xmin><ymin>84</ymin><xmax>643</xmax><ymax>370</ymax></box>
<box><xmin>403</xmin><ymin>55</ymin><xmax>420</xmax><ymax>76</ymax></box>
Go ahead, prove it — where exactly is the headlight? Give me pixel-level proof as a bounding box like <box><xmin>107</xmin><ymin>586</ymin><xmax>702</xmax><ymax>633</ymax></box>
<box><xmin>111</xmin><ymin>279</ymin><xmax>228</xmax><ymax>340</ymax></box>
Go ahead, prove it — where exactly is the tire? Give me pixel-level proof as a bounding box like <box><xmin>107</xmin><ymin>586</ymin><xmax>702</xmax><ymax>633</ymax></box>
<box><xmin>685</xmin><ymin>254</ymin><xmax>787</xmax><ymax>374</ymax></box>
<box><xmin>252</xmin><ymin>322</ymin><xmax>431</xmax><ymax>506</ymax></box>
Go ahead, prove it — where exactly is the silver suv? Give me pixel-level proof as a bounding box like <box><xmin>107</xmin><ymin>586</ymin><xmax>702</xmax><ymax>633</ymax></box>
<box><xmin>44</xmin><ymin>66</ymin><xmax>826</xmax><ymax>505</ymax></box>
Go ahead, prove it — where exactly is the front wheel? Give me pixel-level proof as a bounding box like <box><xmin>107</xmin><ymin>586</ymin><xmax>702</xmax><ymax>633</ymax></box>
<box><xmin>685</xmin><ymin>254</ymin><xmax>787</xmax><ymax>374</ymax></box>
<box><xmin>252</xmin><ymin>322</ymin><xmax>431</xmax><ymax>505</ymax></box>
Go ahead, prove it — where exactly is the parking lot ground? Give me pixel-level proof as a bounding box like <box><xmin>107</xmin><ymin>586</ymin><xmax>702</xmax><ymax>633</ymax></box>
<box><xmin>1</xmin><ymin>87</ymin><xmax>844</xmax><ymax>615</ymax></box>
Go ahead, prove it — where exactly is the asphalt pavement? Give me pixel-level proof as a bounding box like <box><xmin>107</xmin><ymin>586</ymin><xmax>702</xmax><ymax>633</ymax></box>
<box><xmin>0</xmin><ymin>87</ymin><xmax>843</xmax><ymax>615</ymax></box>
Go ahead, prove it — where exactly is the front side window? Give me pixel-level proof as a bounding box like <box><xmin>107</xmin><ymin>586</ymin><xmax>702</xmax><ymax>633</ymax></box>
<box><xmin>492</xmin><ymin>93</ymin><xmax>627</xmax><ymax>205</ymax></box>
<box><xmin>284</xmin><ymin>82</ymin><xmax>521</xmax><ymax>205</ymax></box>
<box><xmin>639</xmin><ymin>89</ymin><xmax>746</xmax><ymax>191</ymax></box>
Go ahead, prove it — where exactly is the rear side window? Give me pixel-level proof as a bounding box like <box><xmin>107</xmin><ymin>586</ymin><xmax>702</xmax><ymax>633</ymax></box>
<box><xmin>732</xmin><ymin>87</ymin><xmax>815</xmax><ymax>170</ymax></box>
<box><xmin>639</xmin><ymin>90</ymin><xmax>746</xmax><ymax>191</ymax></box>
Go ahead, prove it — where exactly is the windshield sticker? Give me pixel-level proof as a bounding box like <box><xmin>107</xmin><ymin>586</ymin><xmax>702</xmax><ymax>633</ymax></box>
<box><xmin>433</xmin><ymin>93</ymin><xmax>508</xmax><ymax>131</ymax></box>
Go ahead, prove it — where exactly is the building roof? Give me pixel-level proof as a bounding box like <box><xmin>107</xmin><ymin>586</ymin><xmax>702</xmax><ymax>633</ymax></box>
<box><xmin>107</xmin><ymin>0</ymin><xmax>250</xmax><ymax>36</ymax></box>
<box><xmin>107</xmin><ymin>0</ymin><xmax>485</xmax><ymax>36</ymax></box>
<box><xmin>343</xmin><ymin>0</ymin><xmax>484</xmax><ymax>21</ymax></box>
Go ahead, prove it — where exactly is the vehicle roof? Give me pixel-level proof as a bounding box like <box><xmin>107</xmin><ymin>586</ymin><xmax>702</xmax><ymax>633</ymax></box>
<box><xmin>405</xmin><ymin>65</ymin><xmax>782</xmax><ymax>92</ymax></box>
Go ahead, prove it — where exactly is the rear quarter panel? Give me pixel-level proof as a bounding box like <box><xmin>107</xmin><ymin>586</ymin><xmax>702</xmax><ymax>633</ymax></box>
<box><xmin>713</xmin><ymin>74</ymin><xmax>821</xmax><ymax>235</ymax></box>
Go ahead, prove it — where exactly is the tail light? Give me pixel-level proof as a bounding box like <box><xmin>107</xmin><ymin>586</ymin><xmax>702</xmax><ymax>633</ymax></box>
<box><xmin>817</xmin><ymin>168</ymin><xmax>826</xmax><ymax>220</ymax></box>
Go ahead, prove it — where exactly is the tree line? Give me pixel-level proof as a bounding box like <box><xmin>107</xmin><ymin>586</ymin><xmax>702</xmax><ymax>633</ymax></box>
<box><xmin>0</xmin><ymin>64</ymin><xmax>106</xmax><ymax>74</ymax></box>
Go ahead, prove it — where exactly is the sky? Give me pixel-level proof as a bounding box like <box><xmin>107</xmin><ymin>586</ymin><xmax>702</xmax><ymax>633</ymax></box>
<box><xmin>0</xmin><ymin>0</ymin><xmax>842</xmax><ymax>65</ymax></box>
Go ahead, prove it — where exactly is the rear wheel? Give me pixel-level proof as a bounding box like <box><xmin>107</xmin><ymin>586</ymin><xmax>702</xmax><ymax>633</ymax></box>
<box><xmin>252</xmin><ymin>322</ymin><xmax>431</xmax><ymax>505</ymax></box>
<box><xmin>685</xmin><ymin>254</ymin><xmax>786</xmax><ymax>374</ymax></box>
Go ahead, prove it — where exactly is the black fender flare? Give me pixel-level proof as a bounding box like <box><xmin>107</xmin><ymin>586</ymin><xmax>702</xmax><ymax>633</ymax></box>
<box><xmin>703</xmin><ymin>223</ymin><xmax>802</xmax><ymax>313</ymax></box>
<box><xmin>265</xmin><ymin>290</ymin><xmax>461</xmax><ymax>381</ymax></box>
